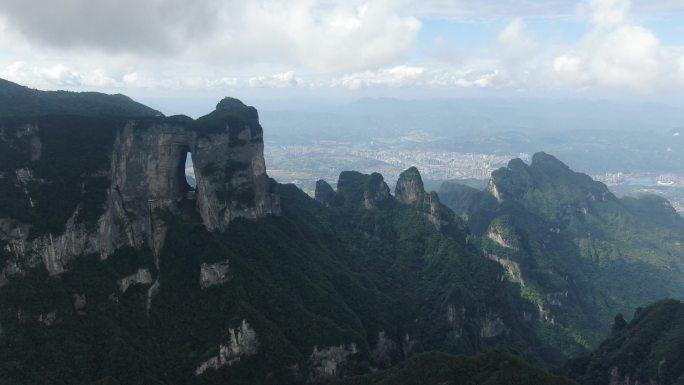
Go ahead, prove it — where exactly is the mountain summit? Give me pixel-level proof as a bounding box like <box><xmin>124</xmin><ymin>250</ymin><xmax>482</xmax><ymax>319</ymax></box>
<box><xmin>439</xmin><ymin>152</ymin><xmax>684</xmax><ymax>355</ymax></box>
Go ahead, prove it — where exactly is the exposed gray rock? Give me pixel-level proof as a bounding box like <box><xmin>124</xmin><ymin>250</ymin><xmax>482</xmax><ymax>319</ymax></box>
<box><xmin>538</xmin><ymin>304</ymin><xmax>555</xmax><ymax>324</ymax></box>
<box><xmin>545</xmin><ymin>291</ymin><xmax>568</xmax><ymax>307</ymax></box>
<box><xmin>371</xmin><ymin>331</ymin><xmax>399</xmax><ymax>369</ymax></box>
<box><xmin>395</xmin><ymin>167</ymin><xmax>424</xmax><ymax>204</ymax></box>
<box><xmin>195</xmin><ymin>319</ymin><xmax>259</xmax><ymax>376</ymax></box>
<box><xmin>146</xmin><ymin>280</ymin><xmax>160</xmax><ymax>313</ymax></box>
<box><xmin>38</xmin><ymin>311</ymin><xmax>56</xmax><ymax>326</ymax></box>
<box><xmin>393</xmin><ymin>168</ymin><xmax>458</xmax><ymax>232</ymax></box>
<box><xmin>0</xmin><ymin>98</ymin><xmax>280</xmax><ymax>282</ymax></box>
<box><xmin>608</xmin><ymin>366</ymin><xmax>660</xmax><ymax>385</ymax></box>
<box><xmin>480</xmin><ymin>312</ymin><xmax>508</xmax><ymax>338</ymax></box>
<box><xmin>401</xmin><ymin>333</ymin><xmax>417</xmax><ymax>359</ymax></box>
<box><xmin>200</xmin><ymin>261</ymin><xmax>231</xmax><ymax>288</ymax></box>
<box><xmin>446</xmin><ymin>303</ymin><xmax>466</xmax><ymax>337</ymax></box>
<box><xmin>118</xmin><ymin>268</ymin><xmax>154</xmax><ymax>293</ymax></box>
<box><xmin>487</xmin><ymin>254</ymin><xmax>524</xmax><ymax>286</ymax></box>
<box><xmin>424</xmin><ymin>191</ymin><xmax>453</xmax><ymax>230</ymax></box>
<box><xmin>487</xmin><ymin>228</ymin><xmax>517</xmax><ymax>249</ymax></box>
<box><xmin>309</xmin><ymin>343</ymin><xmax>358</xmax><ymax>382</ymax></box>
<box><xmin>487</xmin><ymin>179</ymin><xmax>504</xmax><ymax>203</ymax></box>
<box><xmin>363</xmin><ymin>173</ymin><xmax>391</xmax><ymax>209</ymax></box>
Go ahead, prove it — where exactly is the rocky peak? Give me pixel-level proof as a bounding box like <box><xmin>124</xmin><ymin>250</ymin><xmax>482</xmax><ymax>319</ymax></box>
<box><xmin>335</xmin><ymin>171</ymin><xmax>391</xmax><ymax>208</ymax></box>
<box><xmin>488</xmin><ymin>152</ymin><xmax>612</xmax><ymax>207</ymax></box>
<box><xmin>364</xmin><ymin>173</ymin><xmax>391</xmax><ymax>208</ymax></box>
<box><xmin>0</xmin><ymin>97</ymin><xmax>280</xmax><ymax>279</ymax></box>
<box><xmin>395</xmin><ymin>167</ymin><xmax>425</xmax><ymax>204</ymax></box>
<box><xmin>215</xmin><ymin>97</ymin><xmax>259</xmax><ymax>122</ymax></box>
<box><xmin>315</xmin><ymin>180</ymin><xmax>336</xmax><ymax>206</ymax></box>
<box><xmin>529</xmin><ymin>152</ymin><xmax>569</xmax><ymax>172</ymax></box>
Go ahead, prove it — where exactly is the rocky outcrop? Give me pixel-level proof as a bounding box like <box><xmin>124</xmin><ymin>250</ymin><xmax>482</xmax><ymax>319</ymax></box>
<box><xmin>608</xmin><ymin>366</ymin><xmax>660</xmax><ymax>385</ymax></box>
<box><xmin>446</xmin><ymin>303</ymin><xmax>466</xmax><ymax>338</ymax></box>
<box><xmin>487</xmin><ymin>178</ymin><xmax>504</xmax><ymax>203</ymax></box>
<box><xmin>370</xmin><ymin>331</ymin><xmax>400</xmax><ymax>369</ymax></box>
<box><xmin>314</xmin><ymin>179</ymin><xmax>336</xmax><ymax>206</ymax></box>
<box><xmin>38</xmin><ymin>311</ymin><xmax>56</xmax><ymax>326</ymax></box>
<box><xmin>118</xmin><ymin>268</ymin><xmax>154</xmax><ymax>293</ymax></box>
<box><xmin>363</xmin><ymin>173</ymin><xmax>391</xmax><ymax>209</ymax></box>
<box><xmin>486</xmin><ymin>254</ymin><xmax>524</xmax><ymax>286</ymax></box>
<box><xmin>424</xmin><ymin>191</ymin><xmax>454</xmax><ymax>230</ymax></box>
<box><xmin>335</xmin><ymin>171</ymin><xmax>391</xmax><ymax>208</ymax></box>
<box><xmin>309</xmin><ymin>343</ymin><xmax>358</xmax><ymax>382</ymax></box>
<box><xmin>487</xmin><ymin>228</ymin><xmax>517</xmax><ymax>250</ymax></box>
<box><xmin>195</xmin><ymin>319</ymin><xmax>259</xmax><ymax>376</ymax></box>
<box><xmin>480</xmin><ymin>312</ymin><xmax>508</xmax><ymax>338</ymax></box>
<box><xmin>0</xmin><ymin>98</ymin><xmax>280</xmax><ymax>281</ymax></box>
<box><xmin>200</xmin><ymin>260</ymin><xmax>231</xmax><ymax>288</ymax></box>
<box><xmin>394</xmin><ymin>167</ymin><xmax>424</xmax><ymax>204</ymax></box>
<box><xmin>393</xmin><ymin>167</ymin><xmax>458</xmax><ymax>231</ymax></box>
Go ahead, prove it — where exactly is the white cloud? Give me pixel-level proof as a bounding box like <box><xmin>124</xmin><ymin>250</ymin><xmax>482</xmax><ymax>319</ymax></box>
<box><xmin>590</xmin><ymin>26</ymin><xmax>662</xmax><ymax>90</ymax></box>
<box><xmin>552</xmin><ymin>54</ymin><xmax>589</xmax><ymax>87</ymax></box>
<box><xmin>1</xmin><ymin>62</ymin><xmax>118</xmax><ymax>89</ymax></box>
<box><xmin>332</xmin><ymin>66</ymin><xmax>426</xmax><ymax>90</ymax></box>
<box><xmin>248</xmin><ymin>71</ymin><xmax>299</xmax><ymax>88</ymax></box>
<box><xmin>589</xmin><ymin>0</ymin><xmax>631</xmax><ymax>27</ymax></box>
<box><xmin>122</xmin><ymin>72</ymin><xmax>140</xmax><ymax>85</ymax></box>
<box><xmin>0</xmin><ymin>0</ymin><xmax>682</xmax><ymax>95</ymax></box>
<box><xmin>0</xmin><ymin>0</ymin><xmax>421</xmax><ymax>75</ymax></box>
<box><xmin>410</xmin><ymin>0</ymin><xmax>682</xmax><ymax>19</ymax></box>
<box><xmin>80</xmin><ymin>70</ymin><xmax>116</xmax><ymax>87</ymax></box>
<box><xmin>498</xmin><ymin>19</ymin><xmax>538</xmax><ymax>62</ymax></box>
<box><xmin>207</xmin><ymin>0</ymin><xmax>421</xmax><ymax>73</ymax></box>
<box><xmin>0</xmin><ymin>61</ymin><xmax>28</xmax><ymax>84</ymax></box>
<box><xmin>329</xmin><ymin>66</ymin><xmax>501</xmax><ymax>90</ymax></box>
<box><xmin>551</xmin><ymin>0</ymin><xmax>677</xmax><ymax>93</ymax></box>
<box><xmin>183</xmin><ymin>77</ymin><xmax>239</xmax><ymax>89</ymax></box>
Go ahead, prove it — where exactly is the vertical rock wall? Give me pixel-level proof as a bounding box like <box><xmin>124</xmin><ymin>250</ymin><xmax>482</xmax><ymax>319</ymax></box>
<box><xmin>0</xmin><ymin>98</ymin><xmax>280</xmax><ymax>279</ymax></box>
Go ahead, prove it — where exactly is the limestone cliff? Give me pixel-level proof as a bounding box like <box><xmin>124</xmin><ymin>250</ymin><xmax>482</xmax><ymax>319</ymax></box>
<box><xmin>0</xmin><ymin>98</ymin><xmax>280</xmax><ymax>281</ymax></box>
<box><xmin>394</xmin><ymin>167</ymin><xmax>424</xmax><ymax>204</ymax></box>
<box><xmin>335</xmin><ymin>171</ymin><xmax>391</xmax><ymax>208</ymax></box>
<box><xmin>394</xmin><ymin>167</ymin><xmax>461</xmax><ymax>232</ymax></box>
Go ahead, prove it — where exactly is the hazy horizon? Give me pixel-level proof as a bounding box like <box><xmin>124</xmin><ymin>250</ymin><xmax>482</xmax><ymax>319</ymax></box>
<box><xmin>1</xmin><ymin>0</ymin><xmax>683</xmax><ymax>105</ymax></box>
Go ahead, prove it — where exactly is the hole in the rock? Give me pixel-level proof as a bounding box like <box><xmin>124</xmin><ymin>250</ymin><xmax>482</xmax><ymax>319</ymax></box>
<box><xmin>175</xmin><ymin>147</ymin><xmax>197</xmax><ymax>199</ymax></box>
<box><xmin>184</xmin><ymin>151</ymin><xmax>197</xmax><ymax>189</ymax></box>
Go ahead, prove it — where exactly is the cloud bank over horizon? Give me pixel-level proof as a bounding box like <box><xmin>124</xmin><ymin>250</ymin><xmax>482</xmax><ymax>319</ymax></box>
<box><xmin>0</xmin><ymin>0</ymin><xmax>683</xmax><ymax>98</ymax></box>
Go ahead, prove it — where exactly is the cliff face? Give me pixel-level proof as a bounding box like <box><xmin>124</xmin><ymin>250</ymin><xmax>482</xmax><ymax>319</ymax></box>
<box><xmin>0</xmin><ymin>98</ymin><xmax>279</xmax><ymax>280</ymax></box>
<box><xmin>394</xmin><ymin>167</ymin><xmax>424</xmax><ymax>204</ymax></box>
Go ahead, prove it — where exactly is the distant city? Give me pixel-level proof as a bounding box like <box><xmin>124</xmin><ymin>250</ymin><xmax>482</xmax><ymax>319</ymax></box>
<box><xmin>596</xmin><ymin>172</ymin><xmax>684</xmax><ymax>214</ymax></box>
<box><xmin>266</xmin><ymin>140</ymin><xmax>523</xmax><ymax>189</ymax></box>
<box><xmin>262</xmin><ymin>140</ymin><xmax>684</xmax><ymax>215</ymax></box>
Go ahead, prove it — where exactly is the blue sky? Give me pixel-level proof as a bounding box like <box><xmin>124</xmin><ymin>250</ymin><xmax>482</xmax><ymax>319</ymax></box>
<box><xmin>0</xmin><ymin>0</ymin><xmax>683</xmax><ymax>103</ymax></box>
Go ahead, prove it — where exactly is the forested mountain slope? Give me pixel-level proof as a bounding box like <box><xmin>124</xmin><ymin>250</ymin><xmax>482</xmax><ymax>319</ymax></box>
<box><xmin>438</xmin><ymin>154</ymin><xmax>684</xmax><ymax>354</ymax></box>
<box><xmin>0</xmin><ymin>81</ymin><xmax>566</xmax><ymax>384</ymax></box>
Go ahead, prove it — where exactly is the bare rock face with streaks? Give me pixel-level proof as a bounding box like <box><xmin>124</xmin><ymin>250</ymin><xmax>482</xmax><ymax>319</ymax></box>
<box><xmin>0</xmin><ymin>98</ymin><xmax>280</xmax><ymax>281</ymax></box>
<box><xmin>394</xmin><ymin>167</ymin><xmax>424</xmax><ymax>204</ymax></box>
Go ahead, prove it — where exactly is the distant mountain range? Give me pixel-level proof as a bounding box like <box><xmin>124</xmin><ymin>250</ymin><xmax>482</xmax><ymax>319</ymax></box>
<box><xmin>1</xmin><ymin>78</ymin><xmax>683</xmax><ymax>384</ymax></box>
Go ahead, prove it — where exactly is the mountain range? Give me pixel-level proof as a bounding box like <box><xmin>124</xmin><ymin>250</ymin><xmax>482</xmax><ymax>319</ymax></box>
<box><xmin>1</xmin><ymin>78</ymin><xmax>684</xmax><ymax>385</ymax></box>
